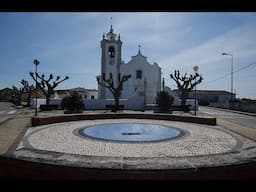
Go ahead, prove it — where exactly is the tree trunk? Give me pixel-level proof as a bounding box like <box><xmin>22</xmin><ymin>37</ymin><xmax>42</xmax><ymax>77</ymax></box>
<box><xmin>113</xmin><ymin>95</ymin><xmax>120</xmax><ymax>112</ymax></box>
<box><xmin>16</xmin><ymin>89</ymin><xmax>22</xmax><ymax>106</ymax></box>
<box><xmin>27</xmin><ymin>91</ymin><xmax>31</xmax><ymax>106</ymax></box>
<box><xmin>181</xmin><ymin>91</ymin><xmax>188</xmax><ymax>112</ymax></box>
<box><xmin>46</xmin><ymin>93</ymin><xmax>51</xmax><ymax>105</ymax></box>
<box><xmin>46</xmin><ymin>89</ymin><xmax>54</xmax><ymax>105</ymax></box>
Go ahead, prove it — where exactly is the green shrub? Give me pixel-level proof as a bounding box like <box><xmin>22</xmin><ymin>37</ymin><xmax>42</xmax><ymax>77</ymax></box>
<box><xmin>40</xmin><ymin>104</ymin><xmax>59</xmax><ymax>111</ymax></box>
<box><xmin>61</xmin><ymin>92</ymin><xmax>84</xmax><ymax>113</ymax></box>
<box><xmin>199</xmin><ymin>99</ymin><xmax>210</xmax><ymax>106</ymax></box>
<box><xmin>156</xmin><ymin>91</ymin><xmax>174</xmax><ymax>113</ymax></box>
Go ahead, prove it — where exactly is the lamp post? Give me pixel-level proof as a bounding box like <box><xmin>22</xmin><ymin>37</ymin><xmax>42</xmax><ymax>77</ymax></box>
<box><xmin>162</xmin><ymin>77</ymin><xmax>165</xmax><ymax>91</ymax></box>
<box><xmin>193</xmin><ymin>65</ymin><xmax>199</xmax><ymax>115</ymax></box>
<box><xmin>33</xmin><ymin>59</ymin><xmax>39</xmax><ymax>116</ymax></box>
<box><xmin>222</xmin><ymin>52</ymin><xmax>233</xmax><ymax>101</ymax></box>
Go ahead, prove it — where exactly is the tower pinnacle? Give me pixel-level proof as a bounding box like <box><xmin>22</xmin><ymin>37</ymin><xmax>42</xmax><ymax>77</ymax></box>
<box><xmin>110</xmin><ymin>17</ymin><xmax>113</xmax><ymax>33</ymax></box>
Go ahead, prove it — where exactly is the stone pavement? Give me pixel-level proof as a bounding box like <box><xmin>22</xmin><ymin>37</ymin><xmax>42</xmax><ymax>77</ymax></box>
<box><xmin>17</xmin><ymin>119</ymin><xmax>241</xmax><ymax>157</ymax></box>
<box><xmin>13</xmin><ymin>117</ymin><xmax>256</xmax><ymax>170</ymax></box>
<box><xmin>217</xmin><ymin>118</ymin><xmax>256</xmax><ymax>141</ymax></box>
<box><xmin>0</xmin><ymin>108</ymin><xmax>32</xmax><ymax>154</ymax></box>
<box><xmin>1</xmin><ymin>107</ymin><xmax>256</xmax><ymax>156</ymax></box>
<box><xmin>196</xmin><ymin>110</ymin><xmax>256</xmax><ymax>142</ymax></box>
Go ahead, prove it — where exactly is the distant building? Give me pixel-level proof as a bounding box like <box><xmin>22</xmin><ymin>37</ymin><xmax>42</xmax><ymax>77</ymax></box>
<box><xmin>172</xmin><ymin>89</ymin><xmax>236</xmax><ymax>105</ymax></box>
<box><xmin>0</xmin><ymin>87</ymin><xmax>12</xmax><ymax>101</ymax></box>
<box><xmin>97</xmin><ymin>25</ymin><xmax>161</xmax><ymax>104</ymax></box>
<box><xmin>54</xmin><ymin>87</ymin><xmax>98</xmax><ymax>100</ymax></box>
<box><xmin>30</xmin><ymin>87</ymin><xmax>98</xmax><ymax>109</ymax></box>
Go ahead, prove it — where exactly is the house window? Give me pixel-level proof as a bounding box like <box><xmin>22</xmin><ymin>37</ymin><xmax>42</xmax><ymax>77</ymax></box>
<box><xmin>136</xmin><ymin>70</ymin><xmax>142</xmax><ymax>79</ymax></box>
<box><xmin>91</xmin><ymin>95</ymin><xmax>95</xmax><ymax>100</ymax></box>
<box><xmin>84</xmin><ymin>95</ymin><xmax>87</xmax><ymax>99</ymax></box>
<box><xmin>108</xmin><ymin>46</ymin><xmax>115</xmax><ymax>58</ymax></box>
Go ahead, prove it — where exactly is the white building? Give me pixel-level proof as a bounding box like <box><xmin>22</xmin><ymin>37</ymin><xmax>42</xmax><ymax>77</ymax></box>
<box><xmin>98</xmin><ymin>25</ymin><xmax>161</xmax><ymax>104</ymax></box>
<box><xmin>53</xmin><ymin>87</ymin><xmax>98</xmax><ymax>100</ymax></box>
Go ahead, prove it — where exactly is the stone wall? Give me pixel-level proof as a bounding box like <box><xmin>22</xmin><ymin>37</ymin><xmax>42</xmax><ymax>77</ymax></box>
<box><xmin>229</xmin><ymin>102</ymin><xmax>256</xmax><ymax>113</ymax></box>
<box><xmin>31</xmin><ymin>113</ymin><xmax>216</xmax><ymax>127</ymax></box>
<box><xmin>210</xmin><ymin>101</ymin><xmax>256</xmax><ymax>113</ymax></box>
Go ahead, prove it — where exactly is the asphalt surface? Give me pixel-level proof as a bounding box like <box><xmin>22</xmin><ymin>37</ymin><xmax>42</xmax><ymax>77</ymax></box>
<box><xmin>0</xmin><ymin>102</ymin><xmax>17</xmax><ymax>124</ymax></box>
<box><xmin>199</xmin><ymin>106</ymin><xmax>256</xmax><ymax>129</ymax></box>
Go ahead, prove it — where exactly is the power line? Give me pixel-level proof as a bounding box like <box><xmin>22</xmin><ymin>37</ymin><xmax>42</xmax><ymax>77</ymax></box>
<box><xmin>201</xmin><ymin>61</ymin><xmax>256</xmax><ymax>86</ymax></box>
<box><xmin>201</xmin><ymin>72</ymin><xmax>230</xmax><ymax>86</ymax></box>
<box><xmin>234</xmin><ymin>61</ymin><xmax>256</xmax><ymax>73</ymax></box>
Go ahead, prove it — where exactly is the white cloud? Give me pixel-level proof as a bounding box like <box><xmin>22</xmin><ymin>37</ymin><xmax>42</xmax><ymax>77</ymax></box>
<box><xmin>159</xmin><ymin>21</ymin><xmax>256</xmax><ymax>77</ymax></box>
<box><xmin>161</xmin><ymin>21</ymin><xmax>256</xmax><ymax>67</ymax></box>
<box><xmin>2</xmin><ymin>13</ymin><xmax>256</xmax><ymax>98</ymax></box>
<box><xmin>155</xmin><ymin>20</ymin><xmax>256</xmax><ymax>99</ymax></box>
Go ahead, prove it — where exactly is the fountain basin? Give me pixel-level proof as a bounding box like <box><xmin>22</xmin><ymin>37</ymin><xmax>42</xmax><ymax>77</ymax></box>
<box><xmin>78</xmin><ymin>123</ymin><xmax>184</xmax><ymax>142</ymax></box>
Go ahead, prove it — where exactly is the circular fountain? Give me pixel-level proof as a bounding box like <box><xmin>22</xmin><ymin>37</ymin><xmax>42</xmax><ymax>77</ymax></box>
<box><xmin>78</xmin><ymin>123</ymin><xmax>184</xmax><ymax>142</ymax></box>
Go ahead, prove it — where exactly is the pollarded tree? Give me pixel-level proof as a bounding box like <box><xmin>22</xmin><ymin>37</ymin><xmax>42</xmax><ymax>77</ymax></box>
<box><xmin>10</xmin><ymin>86</ymin><xmax>22</xmax><ymax>106</ymax></box>
<box><xmin>97</xmin><ymin>72</ymin><xmax>131</xmax><ymax>112</ymax></box>
<box><xmin>10</xmin><ymin>80</ymin><xmax>34</xmax><ymax>106</ymax></box>
<box><xmin>170</xmin><ymin>70</ymin><xmax>203</xmax><ymax>112</ymax></box>
<box><xmin>21</xmin><ymin>79</ymin><xmax>34</xmax><ymax>105</ymax></box>
<box><xmin>29</xmin><ymin>72</ymin><xmax>69</xmax><ymax>105</ymax></box>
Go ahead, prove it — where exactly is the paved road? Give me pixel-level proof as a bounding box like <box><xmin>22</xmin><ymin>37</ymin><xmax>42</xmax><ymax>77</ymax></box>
<box><xmin>199</xmin><ymin>106</ymin><xmax>256</xmax><ymax>129</ymax></box>
<box><xmin>0</xmin><ymin>102</ymin><xmax>17</xmax><ymax>124</ymax></box>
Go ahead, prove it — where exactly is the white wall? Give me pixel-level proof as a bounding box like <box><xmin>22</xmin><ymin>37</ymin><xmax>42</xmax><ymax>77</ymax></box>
<box><xmin>171</xmin><ymin>99</ymin><xmax>198</xmax><ymax>111</ymax></box>
<box><xmin>30</xmin><ymin>98</ymin><xmax>62</xmax><ymax>109</ymax></box>
<box><xmin>30</xmin><ymin>98</ymin><xmax>46</xmax><ymax>109</ymax></box>
<box><xmin>120</xmin><ymin>53</ymin><xmax>161</xmax><ymax>104</ymax></box>
<box><xmin>185</xmin><ymin>99</ymin><xmax>198</xmax><ymax>111</ymax></box>
<box><xmin>84</xmin><ymin>90</ymin><xmax>98</xmax><ymax>100</ymax></box>
<box><xmin>30</xmin><ymin>97</ymin><xmax>196</xmax><ymax>111</ymax></box>
<box><xmin>85</xmin><ymin>96</ymin><xmax>145</xmax><ymax>111</ymax></box>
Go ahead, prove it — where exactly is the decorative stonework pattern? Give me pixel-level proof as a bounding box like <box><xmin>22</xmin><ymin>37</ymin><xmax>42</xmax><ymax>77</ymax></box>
<box><xmin>19</xmin><ymin>119</ymin><xmax>243</xmax><ymax>158</ymax></box>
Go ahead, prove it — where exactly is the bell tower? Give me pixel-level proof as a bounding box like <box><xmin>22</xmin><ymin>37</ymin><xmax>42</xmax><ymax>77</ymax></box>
<box><xmin>99</xmin><ymin>23</ymin><xmax>122</xmax><ymax>99</ymax></box>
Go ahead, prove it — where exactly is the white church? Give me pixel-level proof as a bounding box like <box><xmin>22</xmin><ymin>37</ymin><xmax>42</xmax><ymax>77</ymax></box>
<box><xmin>29</xmin><ymin>24</ymin><xmax>198</xmax><ymax>111</ymax></box>
<box><xmin>97</xmin><ymin>25</ymin><xmax>161</xmax><ymax>104</ymax></box>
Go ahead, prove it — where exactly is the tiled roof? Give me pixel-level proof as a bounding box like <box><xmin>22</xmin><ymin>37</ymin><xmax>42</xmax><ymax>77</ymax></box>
<box><xmin>55</xmin><ymin>87</ymin><xmax>98</xmax><ymax>92</ymax></box>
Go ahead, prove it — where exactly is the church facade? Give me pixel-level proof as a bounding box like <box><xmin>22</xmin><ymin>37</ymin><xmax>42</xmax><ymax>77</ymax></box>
<box><xmin>98</xmin><ymin>25</ymin><xmax>161</xmax><ymax>104</ymax></box>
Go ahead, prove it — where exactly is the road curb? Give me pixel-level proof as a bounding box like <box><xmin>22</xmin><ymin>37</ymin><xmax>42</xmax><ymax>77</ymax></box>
<box><xmin>202</xmin><ymin>106</ymin><xmax>256</xmax><ymax>117</ymax></box>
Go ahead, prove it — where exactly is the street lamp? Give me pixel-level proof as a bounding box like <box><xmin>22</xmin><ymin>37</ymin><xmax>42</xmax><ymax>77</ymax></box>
<box><xmin>33</xmin><ymin>59</ymin><xmax>40</xmax><ymax>116</ymax></box>
<box><xmin>222</xmin><ymin>52</ymin><xmax>233</xmax><ymax>101</ymax></box>
<box><xmin>193</xmin><ymin>65</ymin><xmax>199</xmax><ymax>115</ymax></box>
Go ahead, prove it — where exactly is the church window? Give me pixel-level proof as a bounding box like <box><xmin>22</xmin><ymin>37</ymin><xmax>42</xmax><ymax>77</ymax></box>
<box><xmin>136</xmin><ymin>70</ymin><xmax>142</xmax><ymax>79</ymax></box>
<box><xmin>108</xmin><ymin>46</ymin><xmax>115</xmax><ymax>58</ymax></box>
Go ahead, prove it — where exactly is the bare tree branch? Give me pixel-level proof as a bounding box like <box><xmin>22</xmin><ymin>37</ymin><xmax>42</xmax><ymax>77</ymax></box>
<box><xmin>97</xmin><ymin>72</ymin><xmax>131</xmax><ymax>112</ymax></box>
<box><xmin>29</xmin><ymin>72</ymin><xmax>69</xmax><ymax>105</ymax></box>
<box><xmin>170</xmin><ymin>70</ymin><xmax>203</xmax><ymax>112</ymax></box>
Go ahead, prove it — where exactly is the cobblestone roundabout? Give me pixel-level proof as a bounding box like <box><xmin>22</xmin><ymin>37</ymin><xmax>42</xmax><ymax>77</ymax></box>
<box><xmin>14</xmin><ymin>118</ymin><xmax>256</xmax><ymax>170</ymax></box>
<box><xmin>17</xmin><ymin>119</ymin><xmax>253</xmax><ymax>158</ymax></box>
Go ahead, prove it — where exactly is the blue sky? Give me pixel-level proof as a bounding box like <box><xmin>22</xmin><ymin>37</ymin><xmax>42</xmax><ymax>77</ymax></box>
<box><xmin>0</xmin><ymin>12</ymin><xmax>256</xmax><ymax>99</ymax></box>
